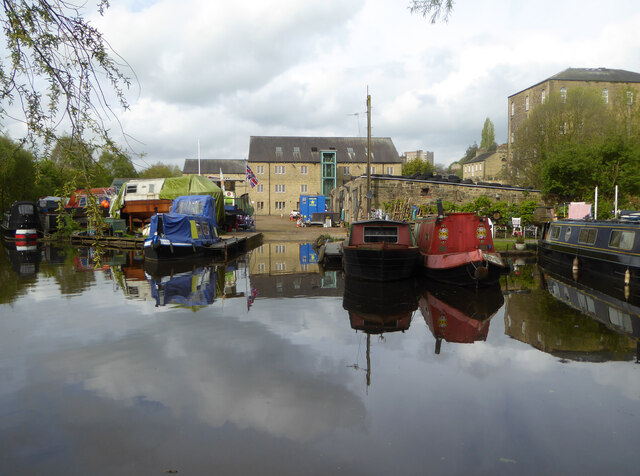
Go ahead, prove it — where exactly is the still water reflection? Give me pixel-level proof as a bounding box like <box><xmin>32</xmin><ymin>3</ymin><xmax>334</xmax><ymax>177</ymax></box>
<box><xmin>1</xmin><ymin>242</ymin><xmax>639</xmax><ymax>475</ymax></box>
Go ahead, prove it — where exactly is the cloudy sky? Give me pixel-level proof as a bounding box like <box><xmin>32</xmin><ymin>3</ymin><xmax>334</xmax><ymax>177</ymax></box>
<box><xmin>68</xmin><ymin>0</ymin><xmax>640</xmax><ymax>168</ymax></box>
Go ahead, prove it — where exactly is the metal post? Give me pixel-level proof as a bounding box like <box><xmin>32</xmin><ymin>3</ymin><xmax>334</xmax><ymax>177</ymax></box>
<box><xmin>366</xmin><ymin>93</ymin><xmax>371</xmax><ymax>217</ymax></box>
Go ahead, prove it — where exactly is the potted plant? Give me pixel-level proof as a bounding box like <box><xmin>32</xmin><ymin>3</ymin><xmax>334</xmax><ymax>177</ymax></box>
<box><xmin>514</xmin><ymin>230</ymin><xmax>526</xmax><ymax>250</ymax></box>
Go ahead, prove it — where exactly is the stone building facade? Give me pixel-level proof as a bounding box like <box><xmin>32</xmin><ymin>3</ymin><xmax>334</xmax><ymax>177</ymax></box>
<box><xmin>247</xmin><ymin>136</ymin><xmax>402</xmax><ymax>215</ymax></box>
<box><xmin>507</xmin><ymin>67</ymin><xmax>640</xmax><ymax>166</ymax></box>
<box><xmin>330</xmin><ymin>175</ymin><xmax>542</xmax><ymax>223</ymax></box>
<box><xmin>462</xmin><ymin>144</ymin><xmax>508</xmax><ymax>181</ymax></box>
<box><xmin>182</xmin><ymin>159</ymin><xmax>249</xmax><ymax>199</ymax></box>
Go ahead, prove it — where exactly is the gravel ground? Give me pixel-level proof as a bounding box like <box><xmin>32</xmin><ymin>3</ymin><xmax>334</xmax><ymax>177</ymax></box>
<box><xmin>253</xmin><ymin>214</ymin><xmax>348</xmax><ymax>243</ymax></box>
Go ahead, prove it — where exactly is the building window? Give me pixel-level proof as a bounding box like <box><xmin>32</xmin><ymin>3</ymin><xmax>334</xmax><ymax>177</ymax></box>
<box><xmin>275</xmin><ymin>244</ymin><xmax>286</xmax><ymax>253</ymax></box>
<box><xmin>300</xmin><ymin>165</ymin><xmax>308</xmax><ymax>175</ymax></box>
<box><xmin>256</xmin><ymin>165</ymin><xmax>264</xmax><ymax>174</ymax></box>
<box><xmin>275</xmin><ymin>146</ymin><xmax>283</xmax><ymax>158</ymax></box>
<box><xmin>275</xmin><ymin>165</ymin><xmax>285</xmax><ymax>174</ymax></box>
<box><xmin>347</xmin><ymin>147</ymin><xmax>355</xmax><ymax>159</ymax></box>
<box><xmin>275</xmin><ymin>201</ymin><xmax>286</xmax><ymax>210</ymax></box>
<box><xmin>511</xmin><ymin>101</ymin><xmax>515</xmax><ymax>116</ymax></box>
<box><xmin>386</xmin><ymin>167</ymin><xmax>394</xmax><ymax>175</ymax></box>
<box><xmin>256</xmin><ymin>201</ymin><xmax>264</xmax><ymax>210</ymax></box>
<box><xmin>370</xmin><ymin>166</ymin><xmax>376</xmax><ymax>174</ymax></box>
<box><xmin>525</xmin><ymin>95</ymin><xmax>530</xmax><ymax>111</ymax></box>
<box><xmin>275</xmin><ymin>184</ymin><xmax>286</xmax><ymax>193</ymax></box>
<box><xmin>343</xmin><ymin>166</ymin><xmax>350</xmax><ymax>175</ymax></box>
<box><xmin>275</xmin><ymin>262</ymin><xmax>286</xmax><ymax>271</ymax></box>
<box><xmin>541</xmin><ymin>89</ymin><xmax>546</xmax><ymax>104</ymax></box>
<box><xmin>256</xmin><ymin>184</ymin><xmax>264</xmax><ymax>193</ymax></box>
<box><xmin>257</xmin><ymin>245</ymin><xmax>265</xmax><ymax>254</ymax></box>
<box><xmin>560</xmin><ymin>87</ymin><xmax>567</xmax><ymax>103</ymax></box>
<box><xmin>627</xmin><ymin>90</ymin><xmax>634</xmax><ymax>105</ymax></box>
<box><xmin>301</xmin><ymin>184</ymin><xmax>308</xmax><ymax>193</ymax></box>
<box><xmin>602</xmin><ymin>88</ymin><xmax>609</xmax><ymax>104</ymax></box>
<box><xmin>293</xmin><ymin>146</ymin><xmax>300</xmax><ymax>159</ymax></box>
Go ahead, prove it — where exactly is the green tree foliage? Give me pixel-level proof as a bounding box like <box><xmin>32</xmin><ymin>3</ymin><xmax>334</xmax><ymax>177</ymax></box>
<box><xmin>93</xmin><ymin>150</ymin><xmax>138</xmax><ymax>187</ymax></box>
<box><xmin>409</xmin><ymin>0</ymin><xmax>454</xmax><ymax>23</ymax></box>
<box><xmin>462</xmin><ymin>142</ymin><xmax>478</xmax><ymax>162</ymax></box>
<box><xmin>138</xmin><ymin>162</ymin><xmax>182</xmax><ymax>179</ymax></box>
<box><xmin>0</xmin><ymin>1</ymin><xmax>130</xmax><ymax>153</ymax></box>
<box><xmin>0</xmin><ymin>135</ymin><xmax>38</xmax><ymax>209</ymax></box>
<box><xmin>402</xmin><ymin>157</ymin><xmax>434</xmax><ymax>176</ymax></box>
<box><xmin>480</xmin><ymin>118</ymin><xmax>496</xmax><ymax>151</ymax></box>
<box><xmin>512</xmin><ymin>87</ymin><xmax>640</xmax><ymax>206</ymax></box>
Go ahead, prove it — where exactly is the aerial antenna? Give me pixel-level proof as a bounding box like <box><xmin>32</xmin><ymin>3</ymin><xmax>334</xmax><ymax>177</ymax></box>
<box><xmin>346</xmin><ymin>111</ymin><xmax>366</xmax><ymax>137</ymax></box>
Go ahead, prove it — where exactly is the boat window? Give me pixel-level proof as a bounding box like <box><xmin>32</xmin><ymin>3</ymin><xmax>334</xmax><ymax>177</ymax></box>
<box><xmin>126</xmin><ymin>184</ymin><xmax>137</xmax><ymax>194</ymax></box>
<box><xmin>195</xmin><ymin>221</ymin><xmax>202</xmax><ymax>237</ymax></box>
<box><xmin>202</xmin><ymin>222</ymin><xmax>210</xmax><ymax>236</ymax></box>
<box><xmin>363</xmin><ymin>226</ymin><xmax>398</xmax><ymax>243</ymax></box>
<box><xmin>609</xmin><ymin>230</ymin><xmax>635</xmax><ymax>250</ymax></box>
<box><xmin>79</xmin><ymin>197</ymin><xmax>87</xmax><ymax>207</ymax></box>
<box><xmin>564</xmin><ymin>227</ymin><xmax>571</xmax><ymax>241</ymax></box>
<box><xmin>173</xmin><ymin>200</ymin><xmax>204</xmax><ymax>215</ymax></box>
<box><xmin>17</xmin><ymin>203</ymin><xmax>35</xmax><ymax>215</ymax></box>
<box><xmin>578</xmin><ymin>228</ymin><xmax>597</xmax><ymax>244</ymax></box>
<box><xmin>549</xmin><ymin>225</ymin><xmax>561</xmax><ymax>240</ymax></box>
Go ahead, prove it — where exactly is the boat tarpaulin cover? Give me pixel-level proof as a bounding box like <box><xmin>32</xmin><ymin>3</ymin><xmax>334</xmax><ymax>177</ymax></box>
<box><xmin>160</xmin><ymin>176</ymin><xmax>225</xmax><ymax>225</ymax></box>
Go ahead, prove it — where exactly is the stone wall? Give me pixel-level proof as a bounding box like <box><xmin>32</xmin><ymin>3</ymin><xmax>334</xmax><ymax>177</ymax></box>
<box><xmin>330</xmin><ymin>176</ymin><xmax>543</xmax><ymax>222</ymax></box>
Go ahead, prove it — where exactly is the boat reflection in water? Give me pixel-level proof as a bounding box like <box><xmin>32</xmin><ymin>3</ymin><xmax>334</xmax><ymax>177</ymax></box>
<box><xmin>540</xmin><ymin>263</ymin><xmax>640</xmax><ymax>361</ymax></box>
<box><xmin>1</xmin><ymin>238</ymin><xmax>42</xmax><ymax>276</ymax></box>
<box><xmin>343</xmin><ymin>276</ymin><xmax>422</xmax><ymax>334</ymax></box>
<box><xmin>145</xmin><ymin>263</ymin><xmax>225</xmax><ymax>309</ymax></box>
<box><xmin>419</xmin><ymin>283</ymin><xmax>504</xmax><ymax>354</ymax></box>
<box><xmin>343</xmin><ymin>276</ymin><xmax>422</xmax><ymax>387</ymax></box>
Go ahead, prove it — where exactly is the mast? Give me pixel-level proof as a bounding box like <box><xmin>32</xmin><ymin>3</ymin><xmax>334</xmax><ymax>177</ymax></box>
<box><xmin>366</xmin><ymin>93</ymin><xmax>371</xmax><ymax>218</ymax></box>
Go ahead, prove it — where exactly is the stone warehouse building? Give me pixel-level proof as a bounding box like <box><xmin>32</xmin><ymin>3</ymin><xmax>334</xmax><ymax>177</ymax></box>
<box><xmin>507</xmin><ymin>67</ymin><xmax>640</xmax><ymax>165</ymax></box>
<box><xmin>182</xmin><ymin>158</ymin><xmax>249</xmax><ymax>199</ymax></box>
<box><xmin>246</xmin><ymin>136</ymin><xmax>403</xmax><ymax>216</ymax></box>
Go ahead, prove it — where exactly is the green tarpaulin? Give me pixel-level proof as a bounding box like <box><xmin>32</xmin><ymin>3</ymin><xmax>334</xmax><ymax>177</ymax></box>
<box><xmin>110</xmin><ymin>176</ymin><xmax>225</xmax><ymax>225</ymax></box>
<box><xmin>160</xmin><ymin>176</ymin><xmax>225</xmax><ymax>225</ymax></box>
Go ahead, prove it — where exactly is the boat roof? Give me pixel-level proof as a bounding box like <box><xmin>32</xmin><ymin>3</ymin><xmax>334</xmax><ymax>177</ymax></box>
<box><xmin>351</xmin><ymin>219</ymin><xmax>410</xmax><ymax>226</ymax></box>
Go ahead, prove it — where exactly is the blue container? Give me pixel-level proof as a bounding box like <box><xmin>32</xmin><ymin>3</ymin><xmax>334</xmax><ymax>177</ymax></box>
<box><xmin>300</xmin><ymin>195</ymin><xmax>326</xmax><ymax>221</ymax></box>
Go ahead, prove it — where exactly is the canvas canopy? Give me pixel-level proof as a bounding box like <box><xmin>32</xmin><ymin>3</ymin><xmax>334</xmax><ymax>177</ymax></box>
<box><xmin>111</xmin><ymin>175</ymin><xmax>225</xmax><ymax>225</ymax></box>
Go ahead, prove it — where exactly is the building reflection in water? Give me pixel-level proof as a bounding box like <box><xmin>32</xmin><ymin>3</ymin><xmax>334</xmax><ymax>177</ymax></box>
<box><xmin>419</xmin><ymin>283</ymin><xmax>504</xmax><ymax>354</ymax></box>
<box><xmin>505</xmin><ymin>262</ymin><xmax>639</xmax><ymax>363</ymax></box>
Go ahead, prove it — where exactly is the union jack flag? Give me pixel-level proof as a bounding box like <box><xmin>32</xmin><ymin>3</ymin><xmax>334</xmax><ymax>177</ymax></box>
<box><xmin>246</xmin><ymin>164</ymin><xmax>258</xmax><ymax>188</ymax></box>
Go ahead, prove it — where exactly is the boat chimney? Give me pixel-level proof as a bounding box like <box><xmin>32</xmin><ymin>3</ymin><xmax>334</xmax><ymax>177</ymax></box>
<box><xmin>436</xmin><ymin>199</ymin><xmax>445</xmax><ymax>218</ymax></box>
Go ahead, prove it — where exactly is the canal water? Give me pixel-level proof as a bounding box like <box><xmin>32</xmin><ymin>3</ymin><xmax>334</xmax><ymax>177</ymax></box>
<box><xmin>1</xmin><ymin>242</ymin><xmax>639</xmax><ymax>475</ymax></box>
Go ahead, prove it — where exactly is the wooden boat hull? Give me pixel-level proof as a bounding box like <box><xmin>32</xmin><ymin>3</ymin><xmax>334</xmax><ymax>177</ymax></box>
<box><xmin>343</xmin><ymin>244</ymin><xmax>419</xmax><ymax>281</ymax></box>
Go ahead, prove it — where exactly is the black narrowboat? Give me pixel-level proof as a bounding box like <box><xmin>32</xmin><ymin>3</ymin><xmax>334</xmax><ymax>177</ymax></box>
<box><xmin>1</xmin><ymin>200</ymin><xmax>43</xmax><ymax>241</ymax></box>
<box><xmin>539</xmin><ymin>214</ymin><xmax>640</xmax><ymax>286</ymax></box>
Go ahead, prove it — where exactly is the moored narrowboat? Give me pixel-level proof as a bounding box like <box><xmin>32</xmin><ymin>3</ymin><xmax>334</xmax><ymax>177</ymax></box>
<box><xmin>415</xmin><ymin>207</ymin><xmax>505</xmax><ymax>286</ymax></box>
<box><xmin>1</xmin><ymin>200</ymin><xmax>43</xmax><ymax>241</ymax></box>
<box><xmin>143</xmin><ymin>195</ymin><xmax>221</xmax><ymax>261</ymax></box>
<box><xmin>539</xmin><ymin>213</ymin><xmax>640</xmax><ymax>286</ymax></box>
<box><xmin>342</xmin><ymin>219</ymin><xmax>420</xmax><ymax>281</ymax></box>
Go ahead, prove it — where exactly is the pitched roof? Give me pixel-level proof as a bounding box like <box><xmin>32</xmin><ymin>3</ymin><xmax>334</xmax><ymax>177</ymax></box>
<box><xmin>509</xmin><ymin>67</ymin><xmax>640</xmax><ymax>98</ymax></box>
<box><xmin>248</xmin><ymin>136</ymin><xmax>401</xmax><ymax>164</ymax></box>
<box><xmin>182</xmin><ymin>159</ymin><xmax>246</xmax><ymax>175</ymax></box>
<box><xmin>466</xmin><ymin>152</ymin><xmax>494</xmax><ymax>164</ymax></box>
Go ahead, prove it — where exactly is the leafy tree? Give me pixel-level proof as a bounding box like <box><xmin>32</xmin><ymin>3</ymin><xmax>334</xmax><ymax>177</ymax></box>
<box><xmin>462</xmin><ymin>142</ymin><xmax>478</xmax><ymax>162</ymax></box>
<box><xmin>93</xmin><ymin>149</ymin><xmax>138</xmax><ymax>187</ymax></box>
<box><xmin>138</xmin><ymin>162</ymin><xmax>182</xmax><ymax>179</ymax></box>
<box><xmin>402</xmin><ymin>157</ymin><xmax>434</xmax><ymax>176</ymax></box>
<box><xmin>0</xmin><ymin>135</ymin><xmax>38</xmax><ymax>209</ymax></box>
<box><xmin>480</xmin><ymin>118</ymin><xmax>496</xmax><ymax>151</ymax></box>
<box><xmin>409</xmin><ymin>0</ymin><xmax>455</xmax><ymax>23</ymax></box>
<box><xmin>0</xmin><ymin>1</ymin><xmax>131</xmax><ymax>154</ymax></box>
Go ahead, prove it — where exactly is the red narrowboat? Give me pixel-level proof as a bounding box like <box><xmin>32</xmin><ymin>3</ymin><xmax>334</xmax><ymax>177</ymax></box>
<box><xmin>415</xmin><ymin>210</ymin><xmax>506</xmax><ymax>286</ymax></box>
<box><xmin>342</xmin><ymin>219</ymin><xmax>420</xmax><ymax>281</ymax></box>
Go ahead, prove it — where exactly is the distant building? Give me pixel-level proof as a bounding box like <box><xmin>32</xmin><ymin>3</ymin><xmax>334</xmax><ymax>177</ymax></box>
<box><xmin>507</xmin><ymin>67</ymin><xmax>640</xmax><ymax>167</ymax></box>
<box><xmin>247</xmin><ymin>136</ymin><xmax>402</xmax><ymax>215</ymax></box>
<box><xmin>402</xmin><ymin>149</ymin><xmax>434</xmax><ymax>165</ymax></box>
<box><xmin>182</xmin><ymin>158</ymin><xmax>247</xmax><ymax>198</ymax></box>
<box><xmin>462</xmin><ymin>144</ymin><xmax>507</xmax><ymax>181</ymax></box>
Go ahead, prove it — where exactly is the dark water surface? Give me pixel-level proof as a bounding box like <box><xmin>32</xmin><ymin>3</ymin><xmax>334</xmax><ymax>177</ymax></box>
<box><xmin>1</xmin><ymin>244</ymin><xmax>639</xmax><ymax>475</ymax></box>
